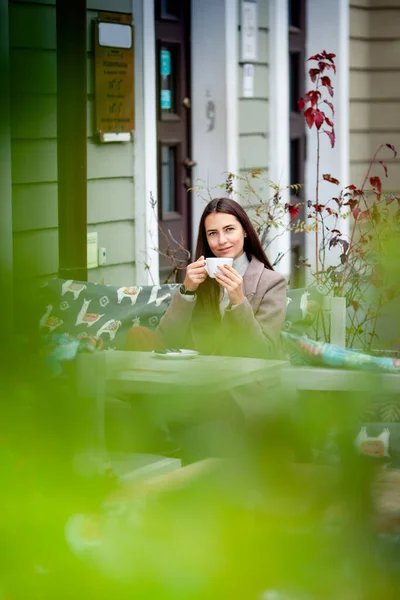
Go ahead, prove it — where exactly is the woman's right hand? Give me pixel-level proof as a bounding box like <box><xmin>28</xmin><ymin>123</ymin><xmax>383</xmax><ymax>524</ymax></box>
<box><xmin>183</xmin><ymin>256</ymin><xmax>207</xmax><ymax>292</ymax></box>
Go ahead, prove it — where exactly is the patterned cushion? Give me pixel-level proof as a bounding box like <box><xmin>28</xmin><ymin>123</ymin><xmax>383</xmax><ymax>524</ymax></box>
<box><xmin>281</xmin><ymin>331</ymin><xmax>400</xmax><ymax>374</ymax></box>
<box><xmin>39</xmin><ymin>280</ymin><xmax>327</xmax><ymax>350</ymax></box>
<box><xmin>39</xmin><ymin>279</ymin><xmax>179</xmax><ymax>350</ymax></box>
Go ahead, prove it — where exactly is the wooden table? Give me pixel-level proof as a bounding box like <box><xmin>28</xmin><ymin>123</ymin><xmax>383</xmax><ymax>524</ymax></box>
<box><xmin>77</xmin><ymin>351</ymin><xmax>288</xmax><ymax>475</ymax></box>
<box><xmin>99</xmin><ymin>351</ymin><xmax>286</xmax><ymax>394</ymax></box>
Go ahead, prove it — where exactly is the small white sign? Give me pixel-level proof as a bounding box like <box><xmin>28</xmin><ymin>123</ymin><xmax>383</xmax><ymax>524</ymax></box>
<box><xmin>241</xmin><ymin>0</ymin><xmax>258</xmax><ymax>62</ymax></box>
<box><xmin>100</xmin><ymin>132</ymin><xmax>132</xmax><ymax>143</ymax></box>
<box><xmin>98</xmin><ymin>22</ymin><xmax>132</xmax><ymax>49</ymax></box>
<box><xmin>243</xmin><ymin>63</ymin><xmax>255</xmax><ymax>97</ymax></box>
<box><xmin>87</xmin><ymin>232</ymin><xmax>98</xmax><ymax>269</ymax></box>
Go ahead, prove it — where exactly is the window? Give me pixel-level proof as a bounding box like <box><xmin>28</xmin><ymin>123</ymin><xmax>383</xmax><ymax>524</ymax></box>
<box><xmin>289</xmin><ymin>0</ymin><xmax>301</xmax><ymax>29</ymax></box>
<box><xmin>160</xmin><ymin>145</ymin><xmax>177</xmax><ymax>214</ymax></box>
<box><xmin>157</xmin><ymin>0</ymin><xmax>180</xmax><ymax>20</ymax></box>
<box><xmin>159</xmin><ymin>45</ymin><xmax>177</xmax><ymax>116</ymax></box>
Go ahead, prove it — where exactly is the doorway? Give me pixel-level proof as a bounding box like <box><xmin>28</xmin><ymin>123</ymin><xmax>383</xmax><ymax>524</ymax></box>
<box><xmin>289</xmin><ymin>0</ymin><xmax>306</xmax><ymax>288</ymax></box>
<box><xmin>155</xmin><ymin>0</ymin><xmax>192</xmax><ymax>283</ymax></box>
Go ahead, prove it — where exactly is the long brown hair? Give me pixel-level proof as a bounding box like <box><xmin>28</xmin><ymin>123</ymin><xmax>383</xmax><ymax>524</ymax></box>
<box><xmin>194</xmin><ymin>198</ymin><xmax>274</xmax><ymax>322</ymax></box>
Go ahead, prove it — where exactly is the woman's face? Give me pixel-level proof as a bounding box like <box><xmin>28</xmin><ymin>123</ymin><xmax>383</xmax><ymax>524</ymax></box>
<box><xmin>204</xmin><ymin>212</ymin><xmax>246</xmax><ymax>260</ymax></box>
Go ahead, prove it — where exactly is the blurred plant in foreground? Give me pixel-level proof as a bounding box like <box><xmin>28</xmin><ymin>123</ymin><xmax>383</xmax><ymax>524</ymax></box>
<box><xmin>2</xmin><ymin>315</ymin><xmax>400</xmax><ymax>598</ymax></box>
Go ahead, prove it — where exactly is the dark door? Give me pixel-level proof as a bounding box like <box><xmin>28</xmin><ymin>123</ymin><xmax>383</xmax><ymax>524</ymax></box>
<box><xmin>155</xmin><ymin>0</ymin><xmax>192</xmax><ymax>283</ymax></box>
<box><xmin>289</xmin><ymin>0</ymin><xmax>306</xmax><ymax>288</ymax></box>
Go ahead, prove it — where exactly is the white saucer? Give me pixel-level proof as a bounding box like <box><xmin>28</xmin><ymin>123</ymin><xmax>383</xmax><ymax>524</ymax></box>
<box><xmin>152</xmin><ymin>349</ymin><xmax>199</xmax><ymax>360</ymax></box>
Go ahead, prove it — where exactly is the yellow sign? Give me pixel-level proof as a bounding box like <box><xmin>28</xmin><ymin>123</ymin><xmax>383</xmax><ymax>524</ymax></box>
<box><xmin>94</xmin><ymin>12</ymin><xmax>134</xmax><ymax>140</ymax></box>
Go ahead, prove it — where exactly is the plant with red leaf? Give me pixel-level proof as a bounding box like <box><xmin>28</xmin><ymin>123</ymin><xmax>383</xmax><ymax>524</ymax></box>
<box><xmin>191</xmin><ymin>51</ymin><xmax>400</xmax><ymax>351</ymax></box>
<box><xmin>298</xmin><ymin>50</ymin><xmax>337</xmax><ymax>279</ymax></box>
<box><xmin>294</xmin><ymin>51</ymin><xmax>400</xmax><ymax>349</ymax></box>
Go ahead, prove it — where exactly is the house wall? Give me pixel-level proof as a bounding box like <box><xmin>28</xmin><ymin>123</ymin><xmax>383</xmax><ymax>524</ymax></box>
<box><xmin>86</xmin><ymin>1</ymin><xmax>136</xmax><ymax>284</ymax></box>
<box><xmin>238</xmin><ymin>0</ymin><xmax>270</xmax><ymax>201</ymax></box>
<box><xmin>190</xmin><ymin>0</ymin><xmax>239</xmax><ymax>250</ymax></box>
<box><xmin>191</xmin><ymin>0</ymin><xmax>234</xmax><ymax>237</ymax></box>
<box><xmin>9</xmin><ymin>0</ymin><xmax>59</xmax><ymax>286</ymax></box>
<box><xmin>9</xmin><ymin>0</ymin><xmax>136</xmax><ymax>291</ymax></box>
<box><xmin>350</xmin><ymin>0</ymin><xmax>400</xmax><ymax>193</ymax></box>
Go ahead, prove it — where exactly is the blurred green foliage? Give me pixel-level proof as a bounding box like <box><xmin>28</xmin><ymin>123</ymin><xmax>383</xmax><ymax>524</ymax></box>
<box><xmin>2</xmin><ymin>310</ymin><xmax>400</xmax><ymax>600</ymax></box>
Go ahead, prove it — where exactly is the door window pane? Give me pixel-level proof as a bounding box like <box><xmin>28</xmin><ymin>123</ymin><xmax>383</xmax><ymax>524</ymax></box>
<box><xmin>160</xmin><ymin>45</ymin><xmax>176</xmax><ymax>115</ymax></box>
<box><xmin>289</xmin><ymin>0</ymin><xmax>301</xmax><ymax>28</ymax></box>
<box><xmin>160</xmin><ymin>0</ymin><xmax>180</xmax><ymax>19</ymax></box>
<box><xmin>161</xmin><ymin>145</ymin><xmax>176</xmax><ymax>213</ymax></box>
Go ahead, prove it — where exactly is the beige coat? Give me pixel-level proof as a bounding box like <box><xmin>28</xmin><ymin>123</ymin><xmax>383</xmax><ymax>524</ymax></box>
<box><xmin>158</xmin><ymin>257</ymin><xmax>287</xmax><ymax>359</ymax></box>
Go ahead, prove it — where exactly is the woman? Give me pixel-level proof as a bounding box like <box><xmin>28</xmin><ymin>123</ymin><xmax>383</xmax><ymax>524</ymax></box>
<box><xmin>125</xmin><ymin>198</ymin><xmax>287</xmax><ymax>463</ymax></box>
<box><xmin>158</xmin><ymin>197</ymin><xmax>287</xmax><ymax>359</ymax></box>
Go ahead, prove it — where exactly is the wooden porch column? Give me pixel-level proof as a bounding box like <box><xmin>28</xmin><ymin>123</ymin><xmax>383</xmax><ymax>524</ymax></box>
<box><xmin>0</xmin><ymin>0</ymin><xmax>14</xmax><ymax>332</ymax></box>
<box><xmin>56</xmin><ymin>0</ymin><xmax>88</xmax><ymax>281</ymax></box>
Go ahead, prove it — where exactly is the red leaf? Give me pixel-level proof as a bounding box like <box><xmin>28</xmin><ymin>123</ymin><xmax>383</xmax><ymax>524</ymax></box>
<box><xmin>298</xmin><ymin>97</ymin><xmax>305</xmax><ymax>111</ymax></box>
<box><xmin>324</xmin><ymin>128</ymin><xmax>335</xmax><ymax>148</ymax></box>
<box><xmin>323</xmin><ymin>100</ymin><xmax>335</xmax><ymax>115</ymax></box>
<box><xmin>309</xmin><ymin>68</ymin><xmax>320</xmax><ymax>82</ymax></box>
<box><xmin>304</xmin><ymin>107</ymin><xmax>315</xmax><ymax>129</ymax></box>
<box><xmin>329</xmin><ymin>235</ymin><xmax>339</xmax><ymax>249</ymax></box>
<box><xmin>344</xmin><ymin>198</ymin><xmax>357</xmax><ymax>208</ymax></box>
<box><xmin>370</xmin><ymin>176</ymin><xmax>382</xmax><ymax>196</ymax></box>
<box><xmin>326</xmin><ymin>208</ymin><xmax>339</xmax><ymax>218</ymax></box>
<box><xmin>358</xmin><ymin>209</ymin><xmax>371</xmax><ymax>222</ymax></box>
<box><xmin>321</xmin><ymin>76</ymin><xmax>334</xmax><ymax>97</ymax></box>
<box><xmin>287</xmin><ymin>203</ymin><xmax>300</xmax><ymax>220</ymax></box>
<box><xmin>352</xmin><ymin>207</ymin><xmax>360</xmax><ymax>219</ymax></box>
<box><xmin>305</xmin><ymin>90</ymin><xmax>321</xmax><ymax>107</ymax></box>
<box><xmin>345</xmin><ymin>184</ymin><xmax>364</xmax><ymax>197</ymax></box>
<box><xmin>386</xmin><ymin>144</ymin><xmax>398</xmax><ymax>158</ymax></box>
<box><xmin>308</xmin><ymin>53</ymin><xmax>323</xmax><ymax>62</ymax></box>
<box><xmin>319</xmin><ymin>61</ymin><xmax>336</xmax><ymax>74</ymax></box>
<box><xmin>331</xmin><ymin>229</ymin><xmax>341</xmax><ymax>234</ymax></box>
<box><xmin>314</xmin><ymin>109</ymin><xmax>325</xmax><ymax>130</ymax></box>
<box><xmin>325</xmin><ymin>116</ymin><xmax>334</xmax><ymax>127</ymax></box>
<box><xmin>329</xmin><ymin>236</ymin><xmax>348</xmax><ymax>253</ymax></box>
<box><xmin>321</xmin><ymin>50</ymin><xmax>336</xmax><ymax>63</ymax></box>
<box><xmin>323</xmin><ymin>173</ymin><xmax>340</xmax><ymax>185</ymax></box>
<box><xmin>380</xmin><ymin>160</ymin><xmax>388</xmax><ymax>177</ymax></box>
<box><xmin>341</xmin><ymin>239</ymin><xmax>350</xmax><ymax>253</ymax></box>
<box><xmin>313</xmin><ymin>203</ymin><xmax>325</xmax><ymax>213</ymax></box>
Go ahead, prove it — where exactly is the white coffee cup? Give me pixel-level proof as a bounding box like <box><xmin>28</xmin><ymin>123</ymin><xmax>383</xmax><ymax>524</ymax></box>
<box><xmin>205</xmin><ymin>257</ymin><xmax>234</xmax><ymax>278</ymax></box>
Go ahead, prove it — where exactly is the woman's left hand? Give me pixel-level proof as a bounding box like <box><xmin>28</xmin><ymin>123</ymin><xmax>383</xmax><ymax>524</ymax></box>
<box><xmin>215</xmin><ymin>264</ymin><xmax>245</xmax><ymax>306</ymax></box>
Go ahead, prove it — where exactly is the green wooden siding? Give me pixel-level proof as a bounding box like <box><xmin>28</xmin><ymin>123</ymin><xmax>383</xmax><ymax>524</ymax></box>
<box><xmin>85</xmin><ymin>3</ymin><xmax>135</xmax><ymax>283</ymax></box>
<box><xmin>11</xmin><ymin>140</ymin><xmax>58</xmax><ymax>185</ymax></box>
<box><xmin>10</xmin><ymin>0</ymin><xmax>136</xmax><ymax>286</ymax></box>
<box><xmin>13</xmin><ymin>229</ymin><xmax>58</xmax><ymax>278</ymax></box>
<box><xmin>350</xmin><ymin>0</ymin><xmax>400</xmax><ymax>195</ymax></box>
<box><xmin>87</xmin><ymin>140</ymin><xmax>134</xmax><ymax>180</ymax></box>
<box><xmin>13</xmin><ymin>183</ymin><xmax>58</xmax><ymax>232</ymax></box>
